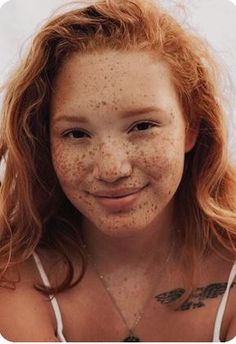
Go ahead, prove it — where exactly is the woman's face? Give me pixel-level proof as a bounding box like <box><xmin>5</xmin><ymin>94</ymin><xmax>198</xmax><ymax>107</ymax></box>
<box><xmin>50</xmin><ymin>50</ymin><xmax>197</xmax><ymax>237</ymax></box>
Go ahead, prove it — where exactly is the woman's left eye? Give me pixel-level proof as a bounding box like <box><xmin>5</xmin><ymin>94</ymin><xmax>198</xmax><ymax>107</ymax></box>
<box><xmin>130</xmin><ymin>121</ymin><xmax>157</xmax><ymax>133</ymax></box>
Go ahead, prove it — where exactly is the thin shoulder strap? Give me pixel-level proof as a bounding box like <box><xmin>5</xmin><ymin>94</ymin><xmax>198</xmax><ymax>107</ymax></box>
<box><xmin>32</xmin><ymin>252</ymin><xmax>67</xmax><ymax>342</ymax></box>
<box><xmin>212</xmin><ymin>260</ymin><xmax>236</xmax><ymax>342</ymax></box>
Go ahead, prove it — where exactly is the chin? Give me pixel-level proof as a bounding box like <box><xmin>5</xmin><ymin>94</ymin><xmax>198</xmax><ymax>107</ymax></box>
<box><xmin>91</xmin><ymin>214</ymin><xmax>154</xmax><ymax>238</ymax></box>
<box><xmin>96</xmin><ymin>226</ymin><xmax>148</xmax><ymax>238</ymax></box>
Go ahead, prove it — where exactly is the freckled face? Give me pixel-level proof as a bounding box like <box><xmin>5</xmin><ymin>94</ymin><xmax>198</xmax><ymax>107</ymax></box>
<box><xmin>50</xmin><ymin>50</ymin><xmax>195</xmax><ymax>237</ymax></box>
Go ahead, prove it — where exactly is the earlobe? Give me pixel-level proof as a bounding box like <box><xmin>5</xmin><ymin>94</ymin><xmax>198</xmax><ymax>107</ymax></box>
<box><xmin>185</xmin><ymin>121</ymin><xmax>200</xmax><ymax>153</ymax></box>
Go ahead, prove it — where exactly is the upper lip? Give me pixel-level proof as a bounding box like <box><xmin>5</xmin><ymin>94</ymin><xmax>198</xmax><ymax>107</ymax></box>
<box><xmin>90</xmin><ymin>185</ymin><xmax>148</xmax><ymax>198</ymax></box>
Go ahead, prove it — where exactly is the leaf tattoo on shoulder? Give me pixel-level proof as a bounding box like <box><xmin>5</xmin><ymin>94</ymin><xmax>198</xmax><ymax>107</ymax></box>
<box><xmin>155</xmin><ymin>282</ymin><xmax>236</xmax><ymax>311</ymax></box>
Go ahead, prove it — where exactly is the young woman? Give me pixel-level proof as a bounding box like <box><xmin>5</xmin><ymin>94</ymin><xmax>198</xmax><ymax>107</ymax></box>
<box><xmin>0</xmin><ymin>0</ymin><xmax>236</xmax><ymax>341</ymax></box>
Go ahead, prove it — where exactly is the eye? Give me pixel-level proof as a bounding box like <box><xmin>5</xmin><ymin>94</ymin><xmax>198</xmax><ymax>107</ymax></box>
<box><xmin>129</xmin><ymin>121</ymin><xmax>157</xmax><ymax>133</ymax></box>
<box><xmin>61</xmin><ymin>129</ymin><xmax>90</xmax><ymax>139</ymax></box>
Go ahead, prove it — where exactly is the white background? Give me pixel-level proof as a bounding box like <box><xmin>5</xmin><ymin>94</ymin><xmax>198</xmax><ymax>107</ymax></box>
<box><xmin>0</xmin><ymin>0</ymin><xmax>236</xmax><ymax>165</ymax></box>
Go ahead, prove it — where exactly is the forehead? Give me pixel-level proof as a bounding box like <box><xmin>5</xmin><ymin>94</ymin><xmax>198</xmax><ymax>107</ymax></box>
<box><xmin>50</xmin><ymin>50</ymin><xmax>178</xmax><ymax>115</ymax></box>
<box><xmin>53</xmin><ymin>50</ymin><xmax>172</xmax><ymax>88</ymax></box>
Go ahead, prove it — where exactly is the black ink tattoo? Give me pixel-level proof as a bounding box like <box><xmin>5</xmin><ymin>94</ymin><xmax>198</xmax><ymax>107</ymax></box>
<box><xmin>155</xmin><ymin>282</ymin><xmax>236</xmax><ymax>311</ymax></box>
<box><xmin>155</xmin><ymin>288</ymin><xmax>185</xmax><ymax>304</ymax></box>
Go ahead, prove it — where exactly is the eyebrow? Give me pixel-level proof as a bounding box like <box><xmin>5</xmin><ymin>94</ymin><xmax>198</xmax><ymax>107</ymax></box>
<box><xmin>52</xmin><ymin>106</ymin><xmax>167</xmax><ymax>125</ymax></box>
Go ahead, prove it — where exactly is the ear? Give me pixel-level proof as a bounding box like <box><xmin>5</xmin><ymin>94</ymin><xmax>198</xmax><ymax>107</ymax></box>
<box><xmin>184</xmin><ymin>120</ymin><xmax>200</xmax><ymax>153</ymax></box>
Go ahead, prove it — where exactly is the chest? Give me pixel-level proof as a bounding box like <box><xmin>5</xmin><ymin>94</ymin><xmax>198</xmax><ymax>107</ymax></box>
<box><xmin>53</xmin><ymin>267</ymin><xmax>231</xmax><ymax>342</ymax></box>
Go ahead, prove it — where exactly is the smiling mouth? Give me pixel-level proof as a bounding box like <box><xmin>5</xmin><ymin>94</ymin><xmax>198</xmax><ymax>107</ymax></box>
<box><xmin>93</xmin><ymin>184</ymin><xmax>149</xmax><ymax>211</ymax></box>
<box><xmin>91</xmin><ymin>184</ymin><xmax>149</xmax><ymax>199</ymax></box>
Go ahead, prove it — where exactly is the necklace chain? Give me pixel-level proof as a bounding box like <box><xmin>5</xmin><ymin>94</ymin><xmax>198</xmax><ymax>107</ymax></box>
<box><xmin>81</xmin><ymin>241</ymin><xmax>174</xmax><ymax>341</ymax></box>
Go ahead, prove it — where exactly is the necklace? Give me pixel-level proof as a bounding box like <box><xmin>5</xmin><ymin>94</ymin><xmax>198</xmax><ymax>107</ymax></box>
<box><xmin>80</xmin><ymin>241</ymin><xmax>174</xmax><ymax>342</ymax></box>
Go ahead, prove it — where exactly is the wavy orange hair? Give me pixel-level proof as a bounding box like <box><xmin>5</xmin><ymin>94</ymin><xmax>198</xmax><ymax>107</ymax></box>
<box><xmin>0</xmin><ymin>0</ymin><xmax>236</xmax><ymax>296</ymax></box>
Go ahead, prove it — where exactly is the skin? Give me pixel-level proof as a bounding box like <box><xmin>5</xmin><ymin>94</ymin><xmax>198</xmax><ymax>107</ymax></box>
<box><xmin>1</xmin><ymin>50</ymin><xmax>236</xmax><ymax>343</ymax></box>
<box><xmin>50</xmin><ymin>50</ymin><xmax>198</xmax><ymax>267</ymax></box>
<box><xmin>1</xmin><ymin>51</ymin><xmax>236</xmax><ymax>343</ymax></box>
<box><xmin>47</xmin><ymin>51</ymin><xmax>236</xmax><ymax>342</ymax></box>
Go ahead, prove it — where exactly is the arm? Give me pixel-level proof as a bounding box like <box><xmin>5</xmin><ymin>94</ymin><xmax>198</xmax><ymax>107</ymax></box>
<box><xmin>0</xmin><ymin>303</ymin><xmax>60</xmax><ymax>342</ymax></box>
<box><xmin>0</xmin><ymin>283</ymin><xmax>59</xmax><ymax>342</ymax></box>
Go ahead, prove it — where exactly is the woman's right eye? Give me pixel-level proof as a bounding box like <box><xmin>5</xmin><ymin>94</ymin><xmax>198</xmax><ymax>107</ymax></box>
<box><xmin>61</xmin><ymin>129</ymin><xmax>89</xmax><ymax>139</ymax></box>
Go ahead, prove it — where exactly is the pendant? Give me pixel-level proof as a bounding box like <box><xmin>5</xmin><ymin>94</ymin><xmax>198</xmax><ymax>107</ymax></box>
<box><xmin>123</xmin><ymin>335</ymin><xmax>140</xmax><ymax>341</ymax></box>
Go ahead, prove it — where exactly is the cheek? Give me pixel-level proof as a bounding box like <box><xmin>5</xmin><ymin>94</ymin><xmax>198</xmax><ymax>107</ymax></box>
<box><xmin>139</xmin><ymin>135</ymin><xmax>185</xmax><ymax>188</ymax></box>
<box><xmin>51</xmin><ymin>141</ymin><xmax>88</xmax><ymax>186</ymax></box>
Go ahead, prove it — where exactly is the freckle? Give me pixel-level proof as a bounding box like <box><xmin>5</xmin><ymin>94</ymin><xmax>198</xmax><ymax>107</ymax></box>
<box><xmin>119</xmin><ymin>88</ymin><xmax>122</xmax><ymax>92</ymax></box>
<box><xmin>102</xmin><ymin>101</ymin><xmax>107</xmax><ymax>106</ymax></box>
<box><xmin>104</xmin><ymin>75</ymin><xmax>108</xmax><ymax>80</ymax></box>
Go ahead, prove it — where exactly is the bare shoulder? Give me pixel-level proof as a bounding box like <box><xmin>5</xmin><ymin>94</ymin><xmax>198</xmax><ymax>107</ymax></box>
<box><xmin>204</xmin><ymin>253</ymin><xmax>236</xmax><ymax>341</ymax></box>
<box><xmin>222</xmin><ymin>259</ymin><xmax>236</xmax><ymax>341</ymax></box>
<box><xmin>225</xmin><ymin>310</ymin><xmax>236</xmax><ymax>341</ymax></box>
<box><xmin>0</xmin><ymin>255</ymin><xmax>58</xmax><ymax>342</ymax></box>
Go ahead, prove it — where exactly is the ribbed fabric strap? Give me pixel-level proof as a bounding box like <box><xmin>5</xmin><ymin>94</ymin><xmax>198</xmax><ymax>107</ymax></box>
<box><xmin>212</xmin><ymin>260</ymin><xmax>236</xmax><ymax>342</ymax></box>
<box><xmin>32</xmin><ymin>252</ymin><xmax>67</xmax><ymax>342</ymax></box>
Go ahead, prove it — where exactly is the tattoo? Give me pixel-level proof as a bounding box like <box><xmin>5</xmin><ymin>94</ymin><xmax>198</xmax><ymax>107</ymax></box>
<box><xmin>155</xmin><ymin>282</ymin><xmax>236</xmax><ymax>311</ymax></box>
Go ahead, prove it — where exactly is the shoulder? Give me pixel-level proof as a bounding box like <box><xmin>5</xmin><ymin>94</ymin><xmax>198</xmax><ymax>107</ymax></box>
<box><xmin>225</xmin><ymin>310</ymin><xmax>236</xmax><ymax>341</ymax></box>
<box><xmin>223</xmin><ymin>277</ymin><xmax>236</xmax><ymax>341</ymax></box>
<box><xmin>188</xmin><ymin>252</ymin><xmax>236</xmax><ymax>341</ymax></box>
<box><xmin>223</xmin><ymin>260</ymin><xmax>236</xmax><ymax>341</ymax></box>
<box><xmin>0</xmin><ymin>256</ymin><xmax>58</xmax><ymax>342</ymax></box>
<box><xmin>207</xmin><ymin>255</ymin><xmax>236</xmax><ymax>342</ymax></box>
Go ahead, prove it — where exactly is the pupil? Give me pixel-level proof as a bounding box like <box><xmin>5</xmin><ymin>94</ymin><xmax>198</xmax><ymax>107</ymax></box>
<box><xmin>137</xmin><ymin>122</ymin><xmax>150</xmax><ymax>131</ymax></box>
<box><xmin>73</xmin><ymin>131</ymin><xmax>84</xmax><ymax>138</ymax></box>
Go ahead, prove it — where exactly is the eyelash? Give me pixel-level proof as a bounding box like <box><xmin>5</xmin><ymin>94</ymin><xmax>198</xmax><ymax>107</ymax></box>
<box><xmin>61</xmin><ymin>121</ymin><xmax>158</xmax><ymax>139</ymax></box>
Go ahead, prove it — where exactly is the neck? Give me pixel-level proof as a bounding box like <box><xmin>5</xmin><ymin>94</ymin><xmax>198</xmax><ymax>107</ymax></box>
<box><xmin>80</xmin><ymin>215</ymin><xmax>175</xmax><ymax>271</ymax></box>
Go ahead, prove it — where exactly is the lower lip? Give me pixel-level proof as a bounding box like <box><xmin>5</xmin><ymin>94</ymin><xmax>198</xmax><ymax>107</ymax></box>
<box><xmin>94</xmin><ymin>186</ymin><xmax>148</xmax><ymax>211</ymax></box>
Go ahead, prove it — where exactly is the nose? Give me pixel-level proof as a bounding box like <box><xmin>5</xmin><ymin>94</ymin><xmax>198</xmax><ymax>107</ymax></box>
<box><xmin>93</xmin><ymin>143</ymin><xmax>132</xmax><ymax>183</ymax></box>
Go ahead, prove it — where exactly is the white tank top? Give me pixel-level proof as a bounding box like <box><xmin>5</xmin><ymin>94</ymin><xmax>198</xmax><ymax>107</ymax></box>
<box><xmin>32</xmin><ymin>252</ymin><xmax>236</xmax><ymax>342</ymax></box>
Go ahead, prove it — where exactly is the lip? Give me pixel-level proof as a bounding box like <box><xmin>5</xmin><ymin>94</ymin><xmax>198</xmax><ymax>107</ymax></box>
<box><xmin>92</xmin><ymin>184</ymin><xmax>148</xmax><ymax>211</ymax></box>
<box><xmin>91</xmin><ymin>185</ymin><xmax>148</xmax><ymax>198</ymax></box>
